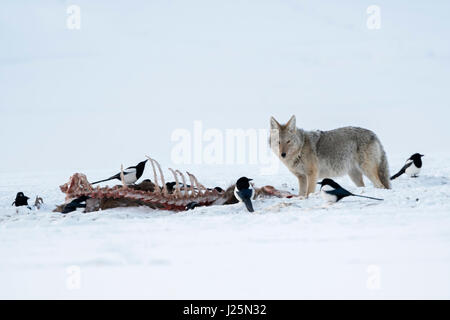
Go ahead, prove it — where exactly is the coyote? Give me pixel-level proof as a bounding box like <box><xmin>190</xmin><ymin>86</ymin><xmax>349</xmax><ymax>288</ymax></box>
<box><xmin>270</xmin><ymin>116</ymin><xmax>391</xmax><ymax>197</ymax></box>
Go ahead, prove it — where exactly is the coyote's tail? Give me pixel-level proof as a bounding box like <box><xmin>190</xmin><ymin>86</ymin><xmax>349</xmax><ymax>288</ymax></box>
<box><xmin>378</xmin><ymin>148</ymin><xmax>392</xmax><ymax>189</ymax></box>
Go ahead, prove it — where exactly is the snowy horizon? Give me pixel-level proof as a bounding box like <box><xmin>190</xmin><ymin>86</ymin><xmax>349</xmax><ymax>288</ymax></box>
<box><xmin>1</xmin><ymin>1</ymin><xmax>449</xmax><ymax>300</ymax></box>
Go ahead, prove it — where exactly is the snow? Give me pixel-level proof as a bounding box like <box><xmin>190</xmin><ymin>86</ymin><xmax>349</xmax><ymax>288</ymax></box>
<box><xmin>1</xmin><ymin>157</ymin><xmax>450</xmax><ymax>299</ymax></box>
<box><xmin>1</xmin><ymin>0</ymin><xmax>450</xmax><ymax>299</ymax></box>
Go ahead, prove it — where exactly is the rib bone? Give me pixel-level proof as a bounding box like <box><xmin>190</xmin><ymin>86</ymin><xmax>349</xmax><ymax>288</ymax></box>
<box><xmin>168</xmin><ymin>168</ymin><xmax>181</xmax><ymax>198</ymax></box>
<box><xmin>148</xmin><ymin>156</ymin><xmax>168</xmax><ymax>196</ymax></box>
<box><xmin>146</xmin><ymin>156</ymin><xmax>161</xmax><ymax>195</ymax></box>
<box><xmin>176</xmin><ymin>170</ymin><xmax>188</xmax><ymax>198</ymax></box>
<box><xmin>120</xmin><ymin>164</ymin><xmax>127</xmax><ymax>188</ymax></box>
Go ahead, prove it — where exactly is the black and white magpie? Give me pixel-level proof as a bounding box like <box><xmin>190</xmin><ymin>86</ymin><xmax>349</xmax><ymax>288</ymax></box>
<box><xmin>11</xmin><ymin>192</ymin><xmax>31</xmax><ymax>209</ymax></box>
<box><xmin>391</xmin><ymin>153</ymin><xmax>424</xmax><ymax>180</ymax></box>
<box><xmin>91</xmin><ymin>160</ymin><xmax>148</xmax><ymax>185</ymax></box>
<box><xmin>165</xmin><ymin>182</ymin><xmax>191</xmax><ymax>193</ymax></box>
<box><xmin>318</xmin><ymin>179</ymin><xmax>383</xmax><ymax>203</ymax></box>
<box><xmin>185</xmin><ymin>201</ymin><xmax>199</xmax><ymax>210</ymax></box>
<box><xmin>62</xmin><ymin>195</ymin><xmax>89</xmax><ymax>214</ymax></box>
<box><xmin>234</xmin><ymin>177</ymin><xmax>255</xmax><ymax>212</ymax></box>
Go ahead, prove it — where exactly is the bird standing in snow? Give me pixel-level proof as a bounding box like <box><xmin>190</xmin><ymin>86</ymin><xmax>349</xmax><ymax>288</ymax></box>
<box><xmin>318</xmin><ymin>179</ymin><xmax>383</xmax><ymax>203</ymax></box>
<box><xmin>390</xmin><ymin>153</ymin><xmax>424</xmax><ymax>180</ymax></box>
<box><xmin>12</xmin><ymin>192</ymin><xmax>31</xmax><ymax>210</ymax></box>
<box><xmin>62</xmin><ymin>195</ymin><xmax>89</xmax><ymax>214</ymax></box>
<box><xmin>234</xmin><ymin>177</ymin><xmax>255</xmax><ymax>212</ymax></box>
<box><xmin>91</xmin><ymin>160</ymin><xmax>148</xmax><ymax>185</ymax></box>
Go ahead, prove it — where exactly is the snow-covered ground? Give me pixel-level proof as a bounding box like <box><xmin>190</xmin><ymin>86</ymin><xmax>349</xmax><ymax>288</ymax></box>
<box><xmin>1</xmin><ymin>155</ymin><xmax>449</xmax><ymax>299</ymax></box>
<box><xmin>1</xmin><ymin>0</ymin><xmax>450</xmax><ymax>299</ymax></box>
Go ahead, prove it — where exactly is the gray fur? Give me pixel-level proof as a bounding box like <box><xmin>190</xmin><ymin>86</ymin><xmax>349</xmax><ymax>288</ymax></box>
<box><xmin>270</xmin><ymin>115</ymin><xmax>391</xmax><ymax>197</ymax></box>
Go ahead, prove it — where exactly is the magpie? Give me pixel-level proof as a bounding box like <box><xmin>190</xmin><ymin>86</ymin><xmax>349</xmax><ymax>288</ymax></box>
<box><xmin>165</xmin><ymin>181</ymin><xmax>191</xmax><ymax>193</ymax></box>
<box><xmin>62</xmin><ymin>195</ymin><xmax>89</xmax><ymax>214</ymax></box>
<box><xmin>11</xmin><ymin>192</ymin><xmax>31</xmax><ymax>209</ymax></box>
<box><xmin>318</xmin><ymin>179</ymin><xmax>383</xmax><ymax>203</ymax></box>
<box><xmin>391</xmin><ymin>153</ymin><xmax>424</xmax><ymax>180</ymax></box>
<box><xmin>234</xmin><ymin>177</ymin><xmax>255</xmax><ymax>212</ymax></box>
<box><xmin>185</xmin><ymin>201</ymin><xmax>199</xmax><ymax>210</ymax></box>
<box><xmin>91</xmin><ymin>160</ymin><xmax>148</xmax><ymax>185</ymax></box>
<box><xmin>166</xmin><ymin>182</ymin><xmax>177</xmax><ymax>193</ymax></box>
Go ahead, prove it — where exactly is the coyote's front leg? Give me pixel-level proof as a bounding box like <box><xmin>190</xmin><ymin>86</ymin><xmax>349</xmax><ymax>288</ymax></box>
<box><xmin>306</xmin><ymin>170</ymin><xmax>318</xmax><ymax>197</ymax></box>
<box><xmin>296</xmin><ymin>174</ymin><xmax>308</xmax><ymax>198</ymax></box>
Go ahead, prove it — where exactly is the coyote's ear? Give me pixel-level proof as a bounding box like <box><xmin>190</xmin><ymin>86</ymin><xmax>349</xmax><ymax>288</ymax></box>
<box><xmin>270</xmin><ymin>117</ymin><xmax>280</xmax><ymax>129</ymax></box>
<box><xmin>286</xmin><ymin>115</ymin><xmax>296</xmax><ymax>131</ymax></box>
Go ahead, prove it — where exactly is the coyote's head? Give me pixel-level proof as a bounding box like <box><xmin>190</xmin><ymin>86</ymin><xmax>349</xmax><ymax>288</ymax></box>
<box><xmin>269</xmin><ymin>115</ymin><xmax>303</xmax><ymax>160</ymax></box>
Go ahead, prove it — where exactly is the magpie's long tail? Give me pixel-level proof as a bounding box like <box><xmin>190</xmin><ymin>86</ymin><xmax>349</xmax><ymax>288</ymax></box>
<box><xmin>390</xmin><ymin>169</ymin><xmax>405</xmax><ymax>180</ymax></box>
<box><xmin>352</xmin><ymin>194</ymin><xmax>383</xmax><ymax>201</ymax></box>
<box><xmin>91</xmin><ymin>177</ymin><xmax>116</xmax><ymax>185</ymax></box>
<box><xmin>242</xmin><ymin>198</ymin><xmax>255</xmax><ymax>212</ymax></box>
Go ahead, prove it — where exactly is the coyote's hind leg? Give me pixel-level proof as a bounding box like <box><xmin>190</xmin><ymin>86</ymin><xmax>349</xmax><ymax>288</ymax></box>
<box><xmin>349</xmin><ymin>167</ymin><xmax>365</xmax><ymax>187</ymax></box>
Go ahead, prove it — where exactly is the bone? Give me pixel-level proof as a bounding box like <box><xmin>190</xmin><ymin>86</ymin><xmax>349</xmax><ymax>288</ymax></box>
<box><xmin>193</xmin><ymin>173</ymin><xmax>206</xmax><ymax>191</ymax></box>
<box><xmin>168</xmin><ymin>168</ymin><xmax>182</xmax><ymax>198</ymax></box>
<box><xmin>186</xmin><ymin>172</ymin><xmax>206</xmax><ymax>195</ymax></box>
<box><xmin>146</xmin><ymin>155</ymin><xmax>161</xmax><ymax>194</ymax></box>
<box><xmin>153</xmin><ymin>157</ymin><xmax>168</xmax><ymax>196</ymax></box>
<box><xmin>34</xmin><ymin>196</ymin><xmax>43</xmax><ymax>209</ymax></box>
<box><xmin>186</xmin><ymin>172</ymin><xmax>197</xmax><ymax>196</ymax></box>
<box><xmin>186</xmin><ymin>172</ymin><xmax>198</xmax><ymax>195</ymax></box>
<box><xmin>176</xmin><ymin>170</ymin><xmax>188</xmax><ymax>198</ymax></box>
<box><xmin>120</xmin><ymin>164</ymin><xmax>128</xmax><ymax>188</ymax></box>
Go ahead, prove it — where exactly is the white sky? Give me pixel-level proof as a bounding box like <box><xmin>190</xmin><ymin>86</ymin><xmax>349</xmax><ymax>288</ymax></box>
<box><xmin>1</xmin><ymin>0</ymin><xmax>449</xmax><ymax>173</ymax></box>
